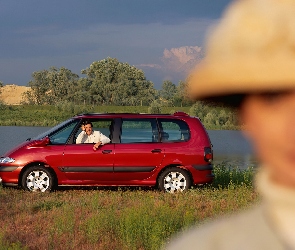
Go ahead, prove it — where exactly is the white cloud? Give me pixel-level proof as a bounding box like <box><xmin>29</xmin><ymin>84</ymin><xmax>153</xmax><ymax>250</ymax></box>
<box><xmin>136</xmin><ymin>45</ymin><xmax>205</xmax><ymax>85</ymax></box>
<box><xmin>161</xmin><ymin>46</ymin><xmax>204</xmax><ymax>73</ymax></box>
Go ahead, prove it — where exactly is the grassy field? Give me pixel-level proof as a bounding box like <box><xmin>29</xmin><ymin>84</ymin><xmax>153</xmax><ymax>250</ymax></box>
<box><xmin>0</xmin><ymin>165</ymin><xmax>259</xmax><ymax>250</ymax></box>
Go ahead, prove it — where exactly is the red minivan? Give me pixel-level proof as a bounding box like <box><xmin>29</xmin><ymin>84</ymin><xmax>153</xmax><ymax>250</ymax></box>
<box><xmin>0</xmin><ymin>112</ymin><xmax>213</xmax><ymax>193</ymax></box>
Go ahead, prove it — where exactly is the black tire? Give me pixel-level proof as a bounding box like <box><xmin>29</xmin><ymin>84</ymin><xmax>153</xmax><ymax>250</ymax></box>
<box><xmin>158</xmin><ymin>167</ymin><xmax>192</xmax><ymax>193</ymax></box>
<box><xmin>21</xmin><ymin>166</ymin><xmax>55</xmax><ymax>192</ymax></box>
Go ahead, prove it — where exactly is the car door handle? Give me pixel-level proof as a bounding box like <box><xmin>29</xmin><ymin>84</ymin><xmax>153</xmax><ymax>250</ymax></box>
<box><xmin>102</xmin><ymin>150</ymin><xmax>112</xmax><ymax>154</ymax></box>
<box><xmin>151</xmin><ymin>149</ymin><xmax>162</xmax><ymax>153</ymax></box>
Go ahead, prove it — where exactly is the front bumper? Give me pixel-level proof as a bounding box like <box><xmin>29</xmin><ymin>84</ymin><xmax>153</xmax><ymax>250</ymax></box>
<box><xmin>0</xmin><ymin>165</ymin><xmax>22</xmax><ymax>187</ymax></box>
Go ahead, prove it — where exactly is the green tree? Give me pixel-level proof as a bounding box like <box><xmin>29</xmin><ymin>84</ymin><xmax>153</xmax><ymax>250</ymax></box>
<box><xmin>81</xmin><ymin>57</ymin><xmax>156</xmax><ymax>106</ymax></box>
<box><xmin>173</xmin><ymin>81</ymin><xmax>193</xmax><ymax>107</ymax></box>
<box><xmin>24</xmin><ymin>67</ymin><xmax>79</xmax><ymax>105</ymax></box>
<box><xmin>189</xmin><ymin>101</ymin><xmax>210</xmax><ymax>121</ymax></box>
<box><xmin>71</xmin><ymin>78</ymin><xmax>92</xmax><ymax>105</ymax></box>
<box><xmin>159</xmin><ymin>80</ymin><xmax>176</xmax><ymax>104</ymax></box>
<box><xmin>148</xmin><ymin>100</ymin><xmax>162</xmax><ymax>114</ymax></box>
<box><xmin>47</xmin><ymin>67</ymin><xmax>79</xmax><ymax>103</ymax></box>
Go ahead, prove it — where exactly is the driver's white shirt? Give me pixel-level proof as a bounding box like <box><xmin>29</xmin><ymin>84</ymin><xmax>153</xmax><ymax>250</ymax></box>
<box><xmin>76</xmin><ymin>131</ymin><xmax>110</xmax><ymax>145</ymax></box>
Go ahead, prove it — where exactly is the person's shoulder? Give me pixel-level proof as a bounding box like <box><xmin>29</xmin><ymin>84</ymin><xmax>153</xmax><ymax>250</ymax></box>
<box><xmin>93</xmin><ymin>130</ymin><xmax>101</xmax><ymax>135</ymax></box>
<box><xmin>77</xmin><ymin>131</ymin><xmax>86</xmax><ymax>137</ymax></box>
<box><xmin>164</xmin><ymin>204</ymin><xmax>283</xmax><ymax>250</ymax></box>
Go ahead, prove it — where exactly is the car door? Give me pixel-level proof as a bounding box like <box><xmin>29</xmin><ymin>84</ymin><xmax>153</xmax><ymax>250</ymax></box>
<box><xmin>157</xmin><ymin>118</ymin><xmax>193</xmax><ymax>166</ymax></box>
<box><xmin>61</xmin><ymin>143</ymin><xmax>115</xmax><ymax>182</ymax></box>
<box><xmin>60</xmin><ymin>118</ymin><xmax>115</xmax><ymax>183</ymax></box>
<box><xmin>113</xmin><ymin>118</ymin><xmax>165</xmax><ymax>182</ymax></box>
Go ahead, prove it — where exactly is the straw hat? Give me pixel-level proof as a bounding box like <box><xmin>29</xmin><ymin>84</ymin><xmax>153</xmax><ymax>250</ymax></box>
<box><xmin>188</xmin><ymin>0</ymin><xmax>295</xmax><ymax>100</ymax></box>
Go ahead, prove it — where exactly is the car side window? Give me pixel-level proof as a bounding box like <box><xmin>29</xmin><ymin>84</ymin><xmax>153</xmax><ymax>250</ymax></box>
<box><xmin>121</xmin><ymin>119</ymin><xmax>157</xmax><ymax>143</ymax></box>
<box><xmin>157</xmin><ymin>119</ymin><xmax>190</xmax><ymax>142</ymax></box>
<box><xmin>49</xmin><ymin>121</ymin><xmax>78</xmax><ymax>145</ymax></box>
<box><xmin>74</xmin><ymin>119</ymin><xmax>114</xmax><ymax>143</ymax></box>
<box><xmin>91</xmin><ymin>120</ymin><xmax>113</xmax><ymax>140</ymax></box>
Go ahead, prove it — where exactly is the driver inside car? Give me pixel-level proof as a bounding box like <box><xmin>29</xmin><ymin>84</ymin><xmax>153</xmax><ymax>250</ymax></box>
<box><xmin>76</xmin><ymin>120</ymin><xmax>110</xmax><ymax>150</ymax></box>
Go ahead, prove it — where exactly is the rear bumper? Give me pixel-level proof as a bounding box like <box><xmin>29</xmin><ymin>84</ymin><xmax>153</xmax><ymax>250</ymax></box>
<box><xmin>192</xmin><ymin>164</ymin><xmax>213</xmax><ymax>171</ymax></box>
<box><xmin>191</xmin><ymin>164</ymin><xmax>214</xmax><ymax>184</ymax></box>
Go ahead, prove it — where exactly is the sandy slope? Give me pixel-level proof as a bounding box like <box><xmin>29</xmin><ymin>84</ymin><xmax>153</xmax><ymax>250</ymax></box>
<box><xmin>0</xmin><ymin>84</ymin><xmax>31</xmax><ymax>105</ymax></box>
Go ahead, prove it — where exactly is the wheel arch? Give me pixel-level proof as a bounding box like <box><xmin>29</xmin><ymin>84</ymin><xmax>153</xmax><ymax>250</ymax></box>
<box><xmin>156</xmin><ymin>164</ymin><xmax>193</xmax><ymax>187</ymax></box>
<box><xmin>18</xmin><ymin>162</ymin><xmax>58</xmax><ymax>187</ymax></box>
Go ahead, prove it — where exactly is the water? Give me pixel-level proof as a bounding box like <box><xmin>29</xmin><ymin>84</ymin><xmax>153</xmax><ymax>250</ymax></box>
<box><xmin>208</xmin><ymin>130</ymin><xmax>255</xmax><ymax>168</ymax></box>
<box><xmin>0</xmin><ymin>126</ymin><xmax>256</xmax><ymax>168</ymax></box>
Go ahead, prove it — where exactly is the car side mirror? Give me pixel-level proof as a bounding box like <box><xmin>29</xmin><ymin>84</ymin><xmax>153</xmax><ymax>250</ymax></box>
<box><xmin>27</xmin><ymin>136</ymin><xmax>51</xmax><ymax>148</ymax></box>
<box><xmin>43</xmin><ymin>136</ymin><xmax>51</xmax><ymax>145</ymax></box>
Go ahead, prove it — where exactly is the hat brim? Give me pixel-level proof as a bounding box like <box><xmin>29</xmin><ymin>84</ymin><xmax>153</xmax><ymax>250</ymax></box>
<box><xmin>188</xmin><ymin>57</ymin><xmax>295</xmax><ymax>100</ymax></box>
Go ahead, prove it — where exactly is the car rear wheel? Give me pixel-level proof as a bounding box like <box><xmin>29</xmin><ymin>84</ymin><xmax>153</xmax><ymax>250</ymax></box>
<box><xmin>21</xmin><ymin>166</ymin><xmax>54</xmax><ymax>192</ymax></box>
<box><xmin>158</xmin><ymin>167</ymin><xmax>191</xmax><ymax>193</ymax></box>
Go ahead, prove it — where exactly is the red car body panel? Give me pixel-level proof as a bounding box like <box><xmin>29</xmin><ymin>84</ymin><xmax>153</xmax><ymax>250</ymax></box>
<box><xmin>113</xmin><ymin>143</ymin><xmax>165</xmax><ymax>182</ymax></box>
<box><xmin>60</xmin><ymin>143</ymin><xmax>115</xmax><ymax>183</ymax></box>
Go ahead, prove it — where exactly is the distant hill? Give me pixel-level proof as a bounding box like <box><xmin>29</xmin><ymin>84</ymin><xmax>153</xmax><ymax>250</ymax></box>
<box><xmin>0</xmin><ymin>85</ymin><xmax>31</xmax><ymax>105</ymax></box>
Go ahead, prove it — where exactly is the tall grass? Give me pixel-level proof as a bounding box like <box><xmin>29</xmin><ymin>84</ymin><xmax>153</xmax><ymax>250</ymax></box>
<box><xmin>211</xmin><ymin>163</ymin><xmax>255</xmax><ymax>188</ymax></box>
<box><xmin>0</xmin><ymin>165</ymin><xmax>259</xmax><ymax>250</ymax></box>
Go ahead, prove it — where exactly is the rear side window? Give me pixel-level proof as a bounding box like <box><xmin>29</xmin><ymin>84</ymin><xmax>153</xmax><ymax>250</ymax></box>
<box><xmin>121</xmin><ymin>118</ymin><xmax>158</xmax><ymax>143</ymax></box>
<box><xmin>157</xmin><ymin>119</ymin><xmax>190</xmax><ymax>142</ymax></box>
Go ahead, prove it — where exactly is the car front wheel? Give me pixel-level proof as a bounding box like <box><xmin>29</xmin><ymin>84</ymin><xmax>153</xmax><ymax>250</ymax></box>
<box><xmin>21</xmin><ymin>166</ymin><xmax>54</xmax><ymax>192</ymax></box>
<box><xmin>158</xmin><ymin>167</ymin><xmax>191</xmax><ymax>193</ymax></box>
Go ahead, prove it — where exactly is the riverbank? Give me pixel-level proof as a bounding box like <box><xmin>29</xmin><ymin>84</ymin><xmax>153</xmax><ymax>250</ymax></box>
<box><xmin>0</xmin><ymin>104</ymin><xmax>189</xmax><ymax>126</ymax></box>
<box><xmin>0</xmin><ymin>166</ymin><xmax>258</xmax><ymax>250</ymax></box>
<box><xmin>0</xmin><ymin>104</ymin><xmax>240</xmax><ymax>130</ymax></box>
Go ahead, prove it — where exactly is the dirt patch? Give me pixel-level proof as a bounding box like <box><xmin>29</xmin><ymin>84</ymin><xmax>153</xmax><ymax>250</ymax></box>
<box><xmin>0</xmin><ymin>84</ymin><xmax>31</xmax><ymax>105</ymax></box>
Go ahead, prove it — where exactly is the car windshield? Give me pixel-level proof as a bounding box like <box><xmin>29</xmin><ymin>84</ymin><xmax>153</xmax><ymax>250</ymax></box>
<box><xmin>32</xmin><ymin>118</ymin><xmax>76</xmax><ymax>140</ymax></box>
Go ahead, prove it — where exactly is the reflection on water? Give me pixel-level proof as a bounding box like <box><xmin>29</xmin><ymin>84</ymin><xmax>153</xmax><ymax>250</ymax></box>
<box><xmin>0</xmin><ymin>126</ymin><xmax>257</xmax><ymax>169</ymax></box>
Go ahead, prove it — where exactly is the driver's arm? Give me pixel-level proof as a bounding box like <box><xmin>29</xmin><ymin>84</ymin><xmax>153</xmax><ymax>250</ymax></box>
<box><xmin>76</xmin><ymin>131</ymin><xmax>85</xmax><ymax>144</ymax></box>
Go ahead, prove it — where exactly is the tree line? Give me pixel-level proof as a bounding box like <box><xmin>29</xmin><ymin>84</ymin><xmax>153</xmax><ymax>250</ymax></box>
<box><xmin>10</xmin><ymin>57</ymin><xmax>192</xmax><ymax>107</ymax></box>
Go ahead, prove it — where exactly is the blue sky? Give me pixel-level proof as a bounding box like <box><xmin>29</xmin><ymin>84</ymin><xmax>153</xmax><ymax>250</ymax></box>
<box><xmin>0</xmin><ymin>0</ymin><xmax>232</xmax><ymax>89</ymax></box>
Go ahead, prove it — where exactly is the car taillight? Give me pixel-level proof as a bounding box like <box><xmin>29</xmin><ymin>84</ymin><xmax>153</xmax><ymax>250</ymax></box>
<box><xmin>204</xmin><ymin>147</ymin><xmax>213</xmax><ymax>162</ymax></box>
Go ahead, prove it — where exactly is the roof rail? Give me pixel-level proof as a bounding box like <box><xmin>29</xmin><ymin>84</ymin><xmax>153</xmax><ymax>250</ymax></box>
<box><xmin>173</xmin><ymin>111</ymin><xmax>189</xmax><ymax>116</ymax></box>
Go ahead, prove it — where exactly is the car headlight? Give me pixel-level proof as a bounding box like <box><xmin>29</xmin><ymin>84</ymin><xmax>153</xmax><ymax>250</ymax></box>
<box><xmin>0</xmin><ymin>157</ymin><xmax>15</xmax><ymax>163</ymax></box>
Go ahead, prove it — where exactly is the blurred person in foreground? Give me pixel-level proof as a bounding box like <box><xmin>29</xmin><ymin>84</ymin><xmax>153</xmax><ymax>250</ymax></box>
<box><xmin>165</xmin><ymin>0</ymin><xmax>295</xmax><ymax>249</ymax></box>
